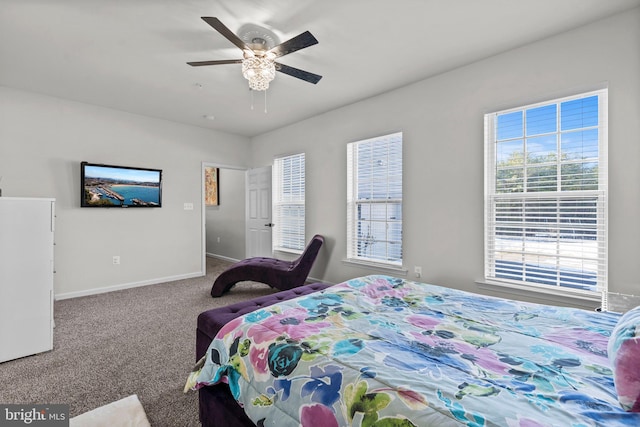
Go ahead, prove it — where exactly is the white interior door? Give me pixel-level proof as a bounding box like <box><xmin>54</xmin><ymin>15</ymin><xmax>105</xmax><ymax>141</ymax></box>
<box><xmin>246</xmin><ymin>166</ymin><xmax>272</xmax><ymax>257</ymax></box>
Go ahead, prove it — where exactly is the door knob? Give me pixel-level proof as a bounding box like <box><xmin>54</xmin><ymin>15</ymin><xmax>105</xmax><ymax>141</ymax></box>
<box><xmin>264</xmin><ymin>223</ymin><xmax>275</xmax><ymax>227</ymax></box>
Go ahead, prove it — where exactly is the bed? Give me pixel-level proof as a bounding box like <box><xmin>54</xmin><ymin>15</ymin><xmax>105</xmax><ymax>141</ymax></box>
<box><xmin>186</xmin><ymin>275</ymin><xmax>640</xmax><ymax>426</ymax></box>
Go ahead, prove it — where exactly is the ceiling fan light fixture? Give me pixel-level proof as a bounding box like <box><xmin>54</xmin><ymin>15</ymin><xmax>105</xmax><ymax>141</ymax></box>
<box><xmin>188</xmin><ymin>17</ymin><xmax>321</xmax><ymax>96</ymax></box>
<box><xmin>242</xmin><ymin>57</ymin><xmax>275</xmax><ymax>91</ymax></box>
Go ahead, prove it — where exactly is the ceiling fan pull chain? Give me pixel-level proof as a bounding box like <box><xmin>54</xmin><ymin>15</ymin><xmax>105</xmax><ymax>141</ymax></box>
<box><xmin>264</xmin><ymin>90</ymin><xmax>268</xmax><ymax>114</ymax></box>
<box><xmin>250</xmin><ymin>89</ymin><xmax>254</xmax><ymax>110</ymax></box>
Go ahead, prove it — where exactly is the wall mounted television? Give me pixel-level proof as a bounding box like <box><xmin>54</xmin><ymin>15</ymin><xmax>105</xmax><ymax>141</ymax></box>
<box><xmin>81</xmin><ymin>162</ymin><xmax>162</xmax><ymax>208</ymax></box>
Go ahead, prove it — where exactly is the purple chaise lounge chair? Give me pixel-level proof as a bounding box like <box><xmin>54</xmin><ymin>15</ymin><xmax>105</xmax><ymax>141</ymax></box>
<box><xmin>210</xmin><ymin>234</ymin><xmax>324</xmax><ymax>297</ymax></box>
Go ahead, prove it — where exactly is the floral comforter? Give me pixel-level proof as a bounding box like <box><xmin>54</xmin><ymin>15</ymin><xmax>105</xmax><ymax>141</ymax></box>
<box><xmin>186</xmin><ymin>275</ymin><xmax>640</xmax><ymax>426</ymax></box>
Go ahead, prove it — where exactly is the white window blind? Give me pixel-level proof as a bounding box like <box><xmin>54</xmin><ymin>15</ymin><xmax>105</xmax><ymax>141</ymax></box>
<box><xmin>273</xmin><ymin>153</ymin><xmax>305</xmax><ymax>253</ymax></box>
<box><xmin>484</xmin><ymin>90</ymin><xmax>607</xmax><ymax>296</ymax></box>
<box><xmin>347</xmin><ymin>132</ymin><xmax>403</xmax><ymax>266</ymax></box>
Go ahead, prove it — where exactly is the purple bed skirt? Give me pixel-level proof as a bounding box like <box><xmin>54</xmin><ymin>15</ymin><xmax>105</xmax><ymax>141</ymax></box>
<box><xmin>196</xmin><ymin>282</ymin><xmax>331</xmax><ymax>427</ymax></box>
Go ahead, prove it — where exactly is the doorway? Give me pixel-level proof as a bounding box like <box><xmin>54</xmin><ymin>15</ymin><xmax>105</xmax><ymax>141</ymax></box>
<box><xmin>200</xmin><ymin>163</ymin><xmax>273</xmax><ymax>274</ymax></box>
<box><xmin>201</xmin><ymin>162</ymin><xmax>246</xmax><ymax>273</ymax></box>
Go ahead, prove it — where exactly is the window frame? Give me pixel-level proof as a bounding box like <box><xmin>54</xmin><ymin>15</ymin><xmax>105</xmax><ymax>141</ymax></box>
<box><xmin>272</xmin><ymin>152</ymin><xmax>305</xmax><ymax>254</ymax></box>
<box><xmin>483</xmin><ymin>89</ymin><xmax>608</xmax><ymax>300</ymax></box>
<box><xmin>346</xmin><ymin>132</ymin><xmax>404</xmax><ymax>269</ymax></box>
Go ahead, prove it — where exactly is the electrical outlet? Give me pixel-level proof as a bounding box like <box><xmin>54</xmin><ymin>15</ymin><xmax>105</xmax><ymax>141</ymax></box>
<box><xmin>414</xmin><ymin>266</ymin><xmax>422</xmax><ymax>278</ymax></box>
<box><xmin>217</xmin><ymin>237</ymin><xmax>221</xmax><ymax>243</ymax></box>
<box><xmin>184</xmin><ymin>203</ymin><xmax>194</xmax><ymax>210</ymax></box>
<box><xmin>113</xmin><ymin>256</ymin><xmax>120</xmax><ymax>265</ymax></box>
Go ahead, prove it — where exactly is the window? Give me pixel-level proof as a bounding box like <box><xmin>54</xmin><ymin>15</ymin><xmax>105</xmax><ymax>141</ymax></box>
<box><xmin>347</xmin><ymin>132</ymin><xmax>403</xmax><ymax>266</ymax></box>
<box><xmin>484</xmin><ymin>90</ymin><xmax>607</xmax><ymax>297</ymax></box>
<box><xmin>273</xmin><ymin>153</ymin><xmax>305</xmax><ymax>253</ymax></box>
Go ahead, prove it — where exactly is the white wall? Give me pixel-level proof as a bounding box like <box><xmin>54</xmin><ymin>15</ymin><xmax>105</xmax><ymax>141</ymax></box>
<box><xmin>205</xmin><ymin>167</ymin><xmax>246</xmax><ymax>260</ymax></box>
<box><xmin>249</xmin><ymin>9</ymin><xmax>640</xmax><ymax>307</ymax></box>
<box><xmin>0</xmin><ymin>87</ymin><xmax>250</xmax><ymax>297</ymax></box>
<box><xmin>1</xmin><ymin>10</ymin><xmax>637</xmax><ymax>305</ymax></box>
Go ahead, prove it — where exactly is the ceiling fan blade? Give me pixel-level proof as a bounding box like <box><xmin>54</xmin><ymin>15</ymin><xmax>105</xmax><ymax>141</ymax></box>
<box><xmin>187</xmin><ymin>59</ymin><xmax>243</xmax><ymax>67</ymax></box>
<box><xmin>201</xmin><ymin>17</ymin><xmax>251</xmax><ymax>52</ymax></box>
<box><xmin>267</xmin><ymin>31</ymin><xmax>318</xmax><ymax>58</ymax></box>
<box><xmin>275</xmin><ymin>63</ymin><xmax>322</xmax><ymax>84</ymax></box>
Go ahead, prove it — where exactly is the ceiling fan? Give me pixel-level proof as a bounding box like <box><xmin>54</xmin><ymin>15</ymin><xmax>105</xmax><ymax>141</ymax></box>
<box><xmin>187</xmin><ymin>17</ymin><xmax>322</xmax><ymax>91</ymax></box>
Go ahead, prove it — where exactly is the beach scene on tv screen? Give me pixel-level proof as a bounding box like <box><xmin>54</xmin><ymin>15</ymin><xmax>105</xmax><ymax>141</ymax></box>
<box><xmin>83</xmin><ymin>165</ymin><xmax>161</xmax><ymax>207</ymax></box>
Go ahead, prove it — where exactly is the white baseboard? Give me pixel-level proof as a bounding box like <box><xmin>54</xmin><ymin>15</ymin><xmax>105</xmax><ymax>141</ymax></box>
<box><xmin>306</xmin><ymin>275</ymin><xmax>328</xmax><ymax>284</ymax></box>
<box><xmin>206</xmin><ymin>253</ymin><xmax>241</xmax><ymax>263</ymax></box>
<box><xmin>54</xmin><ymin>271</ymin><xmax>205</xmax><ymax>301</ymax></box>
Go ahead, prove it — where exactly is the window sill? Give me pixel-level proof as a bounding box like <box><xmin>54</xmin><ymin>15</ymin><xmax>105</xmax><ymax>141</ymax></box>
<box><xmin>342</xmin><ymin>259</ymin><xmax>408</xmax><ymax>276</ymax></box>
<box><xmin>476</xmin><ymin>279</ymin><xmax>601</xmax><ymax>309</ymax></box>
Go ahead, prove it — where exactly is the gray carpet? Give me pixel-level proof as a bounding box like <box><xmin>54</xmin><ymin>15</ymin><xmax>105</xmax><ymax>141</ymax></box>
<box><xmin>0</xmin><ymin>257</ymin><xmax>278</xmax><ymax>426</ymax></box>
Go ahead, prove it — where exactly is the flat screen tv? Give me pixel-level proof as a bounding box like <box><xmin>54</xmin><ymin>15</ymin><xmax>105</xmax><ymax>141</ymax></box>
<box><xmin>81</xmin><ymin>162</ymin><xmax>162</xmax><ymax>208</ymax></box>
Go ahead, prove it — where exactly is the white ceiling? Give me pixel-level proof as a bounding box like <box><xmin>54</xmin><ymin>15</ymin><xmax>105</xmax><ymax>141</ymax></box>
<box><xmin>1</xmin><ymin>0</ymin><xmax>639</xmax><ymax>137</ymax></box>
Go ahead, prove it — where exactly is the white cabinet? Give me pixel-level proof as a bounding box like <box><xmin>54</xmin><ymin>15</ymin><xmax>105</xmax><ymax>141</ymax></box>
<box><xmin>0</xmin><ymin>197</ymin><xmax>55</xmax><ymax>363</ymax></box>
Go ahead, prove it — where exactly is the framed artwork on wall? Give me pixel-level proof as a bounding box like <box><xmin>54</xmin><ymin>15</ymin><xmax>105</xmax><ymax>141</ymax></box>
<box><xmin>204</xmin><ymin>167</ymin><xmax>219</xmax><ymax>206</ymax></box>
